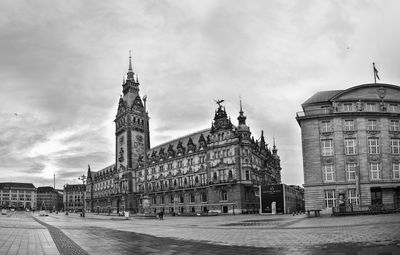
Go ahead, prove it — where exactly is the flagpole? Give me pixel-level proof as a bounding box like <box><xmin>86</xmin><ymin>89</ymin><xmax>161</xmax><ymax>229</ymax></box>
<box><xmin>373</xmin><ymin>62</ymin><xmax>376</xmax><ymax>84</ymax></box>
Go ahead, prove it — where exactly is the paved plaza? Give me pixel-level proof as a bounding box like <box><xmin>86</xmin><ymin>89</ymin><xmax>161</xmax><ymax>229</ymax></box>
<box><xmin>1</xmin><ymin>211</ymin><xmax>400</xmax><ymax>254</ymax></box>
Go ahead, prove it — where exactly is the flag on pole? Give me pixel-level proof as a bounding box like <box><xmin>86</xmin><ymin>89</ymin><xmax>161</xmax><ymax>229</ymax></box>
<box><xmin>373</xmin><ymin>62</ymin><xmax>380</xmax><ymax>82</ymax></box>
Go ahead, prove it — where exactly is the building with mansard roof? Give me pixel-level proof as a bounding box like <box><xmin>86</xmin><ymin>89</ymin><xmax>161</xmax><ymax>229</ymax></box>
<box><xmin>296</xmin><ymin>83</ymin><xmax>400</xmax><ymax>214</ymax></box>
<box><xmin>85</xmin><ymin>56</ymin><xmax>281</xmax><ymax>215</ymax></box>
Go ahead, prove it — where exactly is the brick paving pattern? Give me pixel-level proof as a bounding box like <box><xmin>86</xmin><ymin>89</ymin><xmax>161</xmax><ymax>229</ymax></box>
<box><xmin>0</xmin><ymin>212</ymin><xmax>59</xmax><ymax>255</ymax></box>
<box><xmin>32</xmin><ymin>216</ymin><xmax>88</xmax><ymax>255</ymax></box>
<box><xmin>2</xmin><ymin>211</ymin><xmax>400</xmax><ymax>254</ymax></box>
<box><xmin>41</xmin><ymin>212</ymin><xmax>400</xmax><ymax>254</ymax></box>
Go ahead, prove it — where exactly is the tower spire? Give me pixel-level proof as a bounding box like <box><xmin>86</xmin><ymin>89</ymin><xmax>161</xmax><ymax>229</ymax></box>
<box><xmin>239</xmin><ymin>97</ymin><xmax>243</xmax><ymax>114</ymax></box>
<box><xmin>237</xmin><ymin>98</ymin><xmax>247</xmax><ymax>125</ymax></box>
<box><xmin>129</xmin><ymin>50</ymin><xmax>133</xmax><ymax>71</ymax></box>
<box><xmin>127</xmin><ymin>51</ymin><xmax>135</xmax><ymax>81</ymax></box>
<box><xmin>273</xmin><ymin>137</ymin><xmax>278</xmax><ymax>154</ymax></box>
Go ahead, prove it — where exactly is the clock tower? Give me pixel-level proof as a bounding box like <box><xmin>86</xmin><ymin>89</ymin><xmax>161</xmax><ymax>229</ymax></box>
<box><xmin>114</xmin><ymin>53</ymin><xmax>150</xmax><ymax>194</ymax></box>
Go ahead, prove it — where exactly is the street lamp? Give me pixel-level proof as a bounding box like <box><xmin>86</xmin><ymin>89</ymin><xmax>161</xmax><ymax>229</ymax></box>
<box><xmin>78</xmin><ymin>174</ymin><xmax>87</xmax><ymax>217</ymax></box>
<box><xmin>78</xmin><ymin>174</ymin><xmax>87</xmax><ymax>184</ymax></box>
<box><xmin>141</xmin><ymin>95</ymin><xmax>152</xmax><ymax>215</ymax></box>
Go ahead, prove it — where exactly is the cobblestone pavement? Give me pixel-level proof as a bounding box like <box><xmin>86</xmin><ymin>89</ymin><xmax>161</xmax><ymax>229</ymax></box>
<box><xmin>32</xmin><ymin>216</ymin><xmax>89</xmax><ymax>255</ymax></box>
<box><xmin>2</xmin><ymin>211</ymin><xmax>400</xmax><ymax>254</ymax></box>
<box><xmin>0</xmin><ymin>212</ymin><xmax>59</xmax><ymax>255</ymax></box>
<box><xmin>36</xmin><ymin>212</ymin><xmax>400</xmax><ymax>254</ymax></box>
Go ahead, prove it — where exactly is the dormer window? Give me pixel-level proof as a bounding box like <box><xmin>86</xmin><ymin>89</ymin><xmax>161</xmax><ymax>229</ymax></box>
<box><xmin>321</xmin><ymin>106</ymin><xmax>330</xmax><ymax>114</ymax></box>
<box><xmin>366</xmin><ymin>103</ymin><xmax>376</xmax><ymax>111</ymax></box>
<box><xmin>343</xmin><ymin>103</ymin><xmax>353</xmax><ymax>112</ymax></box>
<box><xmin>389</xmin><ymin>104</ymin><xmax>398</xmax><ymax>112</ymax></box>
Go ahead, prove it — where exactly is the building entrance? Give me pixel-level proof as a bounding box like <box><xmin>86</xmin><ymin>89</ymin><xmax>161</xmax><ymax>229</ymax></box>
<box><xmin>371</xmin><ymin>188</ymin><xmax>382</xmax><ymax>205</ymax></box>
<box><xmin>394</xmin><ymin>188</ymin><xmax>400</xmax><ymax>207</ymax></box>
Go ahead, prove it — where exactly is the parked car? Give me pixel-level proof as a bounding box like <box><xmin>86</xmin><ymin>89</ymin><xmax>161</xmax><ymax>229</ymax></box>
<box><xmin>1</xmin><ymin>209</ymin><xmax>7</xmax><ymax>215</ymax></box>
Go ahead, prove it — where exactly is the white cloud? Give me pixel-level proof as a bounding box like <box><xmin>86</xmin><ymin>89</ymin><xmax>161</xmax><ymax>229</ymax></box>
<box><xmin>1</xmin><ymin>0</ymin><xmax>400</xmax><ymax>187</ymax></box>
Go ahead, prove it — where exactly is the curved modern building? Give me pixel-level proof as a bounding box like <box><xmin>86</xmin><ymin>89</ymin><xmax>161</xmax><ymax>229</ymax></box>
<box><xmin>296</xmin><ymin>83</ymin><xmax>400</xmax><ymax>212</ymax></box>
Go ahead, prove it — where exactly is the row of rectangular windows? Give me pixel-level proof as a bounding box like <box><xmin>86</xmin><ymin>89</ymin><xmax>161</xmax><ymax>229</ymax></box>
<box><xmin>149</xmin><ymin>191</ymin><xmax>228</xmax><ymax>205</ymax></box>
<box><xmin>324</xmin><ymin>189</ymin><xmax>359</xmax><ymax>208</ymax></box>
<box><xmin>321</xmin><ymin>138</ymin><xmax>400</xmax><ymax>156</ymax></box>
<box><xmin>322</xmin><ymin>163</ymin><xmax>400</xmax><ymax>182</ymax></box>
<box><xmin>321</xmin><ymin>119</ymin><xmax>400</xmax><ymax>132</ymax></box>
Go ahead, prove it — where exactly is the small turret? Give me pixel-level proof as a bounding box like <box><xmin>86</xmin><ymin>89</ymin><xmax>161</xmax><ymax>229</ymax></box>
<box><xmin>272</xmin><ymin>137</ymin><xmax>278</xmax><ymax>155</ymax></box>
<box><xmin>236</xmin><ymin>99</ymin><xmax>251</xmax><ymax>141</ymax></box>
<box><xmin>237</xmin><ymin>99</ymin><xmax>247</xmax><ymax>125</ymax></box>
<box><xmin>87</xmin><ymin>164</ymin><xmax>92</xmax><ymax>182</ymax></box>
<box><xmin>260</xmin><ymin>130</ymin><xmax>266</xmax><ymax>149</ymax></box>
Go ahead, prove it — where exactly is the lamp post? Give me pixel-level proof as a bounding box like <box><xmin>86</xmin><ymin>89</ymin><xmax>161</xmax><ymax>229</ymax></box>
<box><xmin>141</xmin><ymin>95</ymin><xmax>151</xmax><ymax>215</ymax></box>
<box><xmin>78</xmin><ymin>174</ymin><xmax>87</xmax><ymax>217</ymax></box>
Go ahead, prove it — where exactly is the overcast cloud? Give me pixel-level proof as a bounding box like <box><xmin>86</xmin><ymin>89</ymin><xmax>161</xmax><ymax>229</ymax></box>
<box><xmin>1</xmin><ymin>0</ymin><xmax>400</xmax><ymax>188</ymax></box>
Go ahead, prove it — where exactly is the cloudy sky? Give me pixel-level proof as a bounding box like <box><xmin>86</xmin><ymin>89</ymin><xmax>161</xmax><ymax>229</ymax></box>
<box><xmin>1</xmin><ymin>0</ymin><xmax>400</xmax><ymax>189</ymax></box>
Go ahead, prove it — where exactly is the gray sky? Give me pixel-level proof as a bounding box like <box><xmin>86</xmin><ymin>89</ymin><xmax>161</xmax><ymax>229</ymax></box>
<box><xmin>1</xmin><ymin>0</ymin><xmax>400</xmax><ymax>189</ymax></box>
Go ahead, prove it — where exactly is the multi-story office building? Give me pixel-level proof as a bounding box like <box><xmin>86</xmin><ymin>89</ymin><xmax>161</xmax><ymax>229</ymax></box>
<box><xmin>85</xmin><ymin>56</ymin><xmax>282</xmax><ymax>214</ymax></box>
<box><xmin>37</xmin><ymin>186</ymin><xmax>63</xmax><ymax>211</ymax></box>
<box><xmin>0</xmin><ymin>182</ymin><xmax>36</xmax><ymax>210</ymax></box>
<box><xmin>63</xmin><ymin>184</ymin><xmax>85</xmax><ymax>212</ymax></box>
<box><xmin>296</xmin><ymin>83</ymin><xmax>400</xmax><ymax>212</ymax></box>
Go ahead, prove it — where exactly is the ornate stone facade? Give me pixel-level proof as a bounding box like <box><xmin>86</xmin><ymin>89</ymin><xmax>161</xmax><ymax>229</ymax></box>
<box><xmin>85</xmin><ymin>56</ymin><xmax>281</xmax><ymax>214</ymax></box>
<box><xmin>297</xmin><ymin>83</ymin><xmax>400</xmax><ymax>212</ymax></box>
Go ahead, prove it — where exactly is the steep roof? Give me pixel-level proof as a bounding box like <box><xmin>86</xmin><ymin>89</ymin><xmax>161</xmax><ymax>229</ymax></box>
<box><xmin>149</xmin><ymin>128</ymin><xmax>211</xmax><ymax>154</ymax></box>
<box><xmin>0</xmin><ymin>182</ymin><xmax>36</xmax><ymax>189</ymax></box>
<box><xmin>302</xmin><ymin>90</ymin><xmax>343</xmax><ymax>105</ymax></box>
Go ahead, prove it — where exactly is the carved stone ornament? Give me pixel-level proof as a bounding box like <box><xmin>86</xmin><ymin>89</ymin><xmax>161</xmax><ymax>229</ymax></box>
<box><xmin>369</xmin><ymin>155</ymin><xmax>380</xmax><ymax>162</ymax></box>
<box><xmin>321</xmin><ymin>131</ymin><xmax>333</xmax><ymax>137</ymax></box>
<box><xmin>392</xmin><ymin>157</ymin><xmax>400</xmax><ymax>163</ymax></box>
<box><xmin>118</xmin><ymin>147</ymin><xmax>124</xmax><ymax>162</ymax></box>
<box><xmin>367</xmin><ymin>130</ymin><xmax>380</xmax><ymax>136</ymax></box>
<box><xmin>390</xmin><ymin>131</ymin><xmax>400</xmax><ymax>137</ymax></box>
<box><xmin>356</xmin><ymin>101</ymin><xmax>363</xmax><ymax>111</ymax></box>
<box><xmin>323</xmin><ymin>156</ymin><xmax>334</xmax><ymax>164</ymax></box>
<box><xmin>346</xmin><ymin>156</ymin><xmax>357</xmax><ymax>163</ymax></box>
<box><xmin>344</xmin><ymin>131</ymin><xmax>356</xmax><ymax>136</ymax></box>
<box><xmin>377</xmin><ymin>87</ymin><xmax>386</xmax><ymax>99</ymax></box>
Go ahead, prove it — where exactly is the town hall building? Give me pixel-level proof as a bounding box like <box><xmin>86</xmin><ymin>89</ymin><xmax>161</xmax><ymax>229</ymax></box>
<box><xmin>85</xmin><ymin>56</ymin><xmax>281</xmax><ymax>215</ymax></box>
